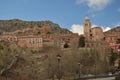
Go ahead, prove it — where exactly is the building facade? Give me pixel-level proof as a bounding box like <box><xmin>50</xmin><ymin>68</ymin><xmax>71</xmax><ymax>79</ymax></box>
<box><xmin>83</xmin><ymin>16</ymin><xmax>105</xmax><ymax>47</ymax></box>
<box><xmin>1</xmin><ymin>26</ymin><xmax>79</xmax><ymax>49</ymax></box>
<box><xmin>105</xmin><ymin>32</ymin><xmax>120</xmax><ymax>53</ymax></box>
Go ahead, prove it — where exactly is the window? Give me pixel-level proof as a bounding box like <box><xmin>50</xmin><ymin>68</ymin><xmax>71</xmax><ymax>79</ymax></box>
<box><xmin>90</xmin><ymin>34</ymin><xmax>92</xmax><ymax>37</ymax></box>
<box><xmin>89</xmin><ymin>29</ymin><xmax>91</xmax><ymax>32</ymax></box>
<box><xmin>85</xmin><ymin>24</ymin><xmax>88</xmax><ymax>26</ymax></box>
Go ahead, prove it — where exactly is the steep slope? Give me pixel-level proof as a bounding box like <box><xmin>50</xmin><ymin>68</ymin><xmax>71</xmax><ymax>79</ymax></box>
<box><xmin>0</xmin><ymin>19</ymin><xmax>72</xmax><ymax>35</ymax></box>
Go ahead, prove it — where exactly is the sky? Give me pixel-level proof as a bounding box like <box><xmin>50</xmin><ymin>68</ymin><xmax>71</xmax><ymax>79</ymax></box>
<box><xmin>0</xmin><ymin>0</ymin><xmax>120</xmax><ymax>34</ymax></box>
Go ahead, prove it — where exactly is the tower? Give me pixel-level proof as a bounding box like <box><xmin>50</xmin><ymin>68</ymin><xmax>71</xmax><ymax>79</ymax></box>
<box><xmin>84</xmin><ymin>16</ymin><xmax>92</xmax><ymax>41</ymax></box>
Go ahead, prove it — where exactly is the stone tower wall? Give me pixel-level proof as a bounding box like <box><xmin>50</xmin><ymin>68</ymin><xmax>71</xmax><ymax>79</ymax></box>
<box><xmin>91</xmin><ymin>27</ymin><xmax>104</xmax><ymax>41</ymax></box>
<box><xmin>84</xmin><ymin>18</ymin><xmax>92</xmax><ymax>41</ymax></box>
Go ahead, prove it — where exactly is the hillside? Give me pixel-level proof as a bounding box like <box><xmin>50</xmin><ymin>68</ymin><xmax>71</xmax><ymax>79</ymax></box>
<box><xmin>0</xmin><ymin>41</ymin><xmax>110</xmax><ymax>80</ymax></box>
<box><xmin>0</xmin><ymin>19</ymin><xmax>72</xmax><ymax>35</ymax></box>
<box><xmin>104</xmin><ymin>26</ymin><xmax>120</xmax><ymax>33</ymax></box>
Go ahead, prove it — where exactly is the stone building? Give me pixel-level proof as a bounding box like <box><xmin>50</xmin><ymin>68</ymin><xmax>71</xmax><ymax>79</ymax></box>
<box><xmin>17</xmin><ymin>36</ymin><xmax>43</xmax><ymax>48</ymax></box>
<box><xmin>84</xmin><ymin>16</ymin><xmax>92</xmax><ymax>42</ymax></box>
<box><xmin>105</xmin><ymin>32</ymin><xmax>120</xmax><ymax>53</ymax></box>
<box><xmin>84</xmin><ymin>16</ymin><xmax>104</xmax><ymax>43</ymax></box>
<box><xmin>60</xmin><ymin>33</ymin><xmax>79</xmax><ymax>48</ymax></box>
<box><xmin>91</xmin><ymin>27</ymin><xmax>104</xmax><ymax>41</ymax></box>
<box><xmin>105</xmin><ymin>32</ymin><xmax>120</xmax><ymax>43</ymax></box>
<box><xmin>1</xmin><ymin>26</ymin><xmax>79</xmax><ymax>49</ymax></box>
<box><xmin>83</xmin><ymin>16</ymin><xmax>111</xmax><ymax>61</ymax></box>
<box><xmin>2</xmin><ymin>32</ymin><xmax>18</xmax><ymax>42</ymax></box>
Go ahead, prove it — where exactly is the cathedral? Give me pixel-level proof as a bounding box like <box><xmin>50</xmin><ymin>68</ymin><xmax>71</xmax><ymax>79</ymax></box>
<box><xmin>83</xmin><ymin>16</ymin><xmax>105</xmax><ymax>47</ymax></box>
<box><xmin>83</xmin><ymin>16</ymin><xmax>112</xmax><ymax>61</ymax></box>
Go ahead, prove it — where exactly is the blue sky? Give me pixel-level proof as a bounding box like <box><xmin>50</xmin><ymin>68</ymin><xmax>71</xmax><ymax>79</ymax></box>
<box><xmin>0</xmin><ymin>0</ymin><xmax>120</xmax><ymax>34</ymax></box>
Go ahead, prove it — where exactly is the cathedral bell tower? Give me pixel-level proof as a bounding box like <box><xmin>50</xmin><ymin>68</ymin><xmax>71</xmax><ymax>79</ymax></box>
<box><xmin>84</xmin><ymin>16</ymin><xmax>92</xmax><ymax>41</ymax></box>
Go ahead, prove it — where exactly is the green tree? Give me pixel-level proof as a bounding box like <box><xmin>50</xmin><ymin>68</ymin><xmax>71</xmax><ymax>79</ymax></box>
<box><xmin>79</xmin><ymin>36</ymin><xmax>85</xmax><ymax>47</ymax></box>
<box><xmin>64</xmin><ymin>43</ymin><xmax>69</xmax><ymax>48</ymax></box>
<box><xmin>109</xmin><ymin>52</ymin><xmax>118</xmax><ymax>65</ymax></box>
<box><xmin>116</xmin><ymin>38</ymin><xmax>120</xmax><ymax>44</ymax></box>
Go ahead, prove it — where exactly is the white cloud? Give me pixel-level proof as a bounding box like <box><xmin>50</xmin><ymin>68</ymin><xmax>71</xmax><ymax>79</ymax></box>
<box><xmin>70</xmin><ymin>24</ymin><xmax>111</xmax><ymax>34</ymax></box>
<box><xmin>70</xmin><ymin>24</ymin><xmax>84</xmax><ymax>35</ymax></box>
<box><xmin>102</xmin><ymin>27</ymin><xmax>111</xmax><ymax>32</ymax></box>
<box><xmin>92</xmin><ymin>24</ymin><xmax>111</xmax><ymax>32</ymax></box>
<box><xmin>76</xmin><ymin>0</ymin><xmax>87</xmax><ymax>4</ymax></box>
<box><xmin>76</xmin><ymin>0</ymin><xmax>113</xmax><ymax>11</ymax></box>
<box><xmin>87</xmin><ymin>0</ymin><xmax>113</xmax><ymax>11</ymax></box>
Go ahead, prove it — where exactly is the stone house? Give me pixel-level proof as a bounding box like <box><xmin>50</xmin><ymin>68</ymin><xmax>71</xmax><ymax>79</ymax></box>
<box><xmin>17</xmin><ymin>35</ymin><xmax>43</xmax><ymax>48</ymax></box>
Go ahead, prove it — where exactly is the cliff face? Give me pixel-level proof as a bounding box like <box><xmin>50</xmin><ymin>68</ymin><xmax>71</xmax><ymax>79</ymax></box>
<box><xmin>0</xmin><ymin>19</ymin><xmax>72</xmax><ymax>35</ymax></box>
